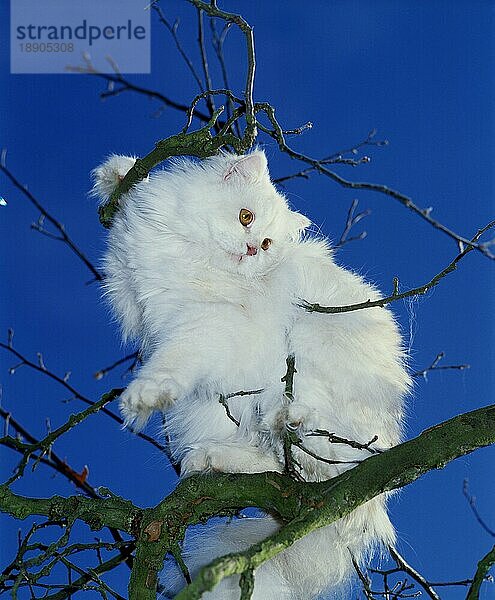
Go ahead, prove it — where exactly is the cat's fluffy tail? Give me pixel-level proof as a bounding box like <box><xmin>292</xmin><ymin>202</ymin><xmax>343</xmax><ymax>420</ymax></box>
<box><xmin>90</xmin><ymin>154</ymin><xmax>136</xmax><ymax>204</ymax></box>
<box><xmin>161</xmin><ymin>498</ymin><xmax>394</xmax><ymax>599</ymax></box>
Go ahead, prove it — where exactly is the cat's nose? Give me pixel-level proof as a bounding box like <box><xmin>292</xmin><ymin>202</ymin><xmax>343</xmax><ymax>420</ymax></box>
<box><xmin>246</xmin><ymin>244</ymin><xmax>258</xmax><ymax>256</ymax></box>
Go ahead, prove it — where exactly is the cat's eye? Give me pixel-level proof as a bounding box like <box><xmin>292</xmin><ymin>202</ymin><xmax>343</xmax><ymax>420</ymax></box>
<box><xmin>239</xmin><ymin>208</ymin><xmax>254</xmax><ymax>227</ymax></box>
<box><xmin>261</xmin><ymin>238</ymin><xmax>272</xmax><ymax>251</ymax></box>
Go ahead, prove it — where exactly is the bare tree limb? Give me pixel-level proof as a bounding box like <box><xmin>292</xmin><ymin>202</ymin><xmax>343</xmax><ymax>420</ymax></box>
<box><xmin>256</xmin><ymin>105</ymin><xmax>495</xmax><ymax>260</ymax></box>
<box><xmin>152</xmin><ymin>6</ymin><xmax>204</xmax><ymax>92</ymax></box>
<box><xmin>463</xmin><ymin>480</ymin><xmax>495</xmax><ymax>538</ymax></box>
<box><xmin>333</xmin><ymin>199</ymin><xmax>371</xmax><ymax>249</ymax></box>
<box><xmin>0</xmin><ymin>405</ymin><xmax>135</xmax><ymax>573</ymax></box>
<box><xmin>273</xmin><ymin>129</ymin><xmax>387</xmax><ymax>184</ymax></box>
<box><xmin>0</xmin><ymin>389</ymin><xmax>122</xmax><ymax>484</ymax></box>
<box><xmin>388</xmin><ymin>546</ymin><xmax>440</xmax><ymax>600</ymax></box>
<box><xmin>196</xmin><ymin>8</ymin><xmax>216</xmax><ymax>119</ymax></box>
<box><xmin>0</xmin><ymin>151</ymin><xmax>103</xmax><ymax>282</ymax></box>
<box><xmin>0</xmin><ymin>337</ymin><xmax>167</xmax><ymax>456</ymax></box>
<box><xmin>187</xmin><ymin>0</ymin><xmax>257</xmax><ymax>147</ymax></box>
<box><xmin>94</xmin><ymin>352</ymin><xmax>140</xmax><ymax>381</ymax></box>
<box><xmin>300</xmin><ymin>220</ymin><xmax>495</xmax><ymax>314</ymax></box>
<box><xmin>412</xmin><ymin>351</ymin><xmax>470</xmax><ymax>379</ymax></box>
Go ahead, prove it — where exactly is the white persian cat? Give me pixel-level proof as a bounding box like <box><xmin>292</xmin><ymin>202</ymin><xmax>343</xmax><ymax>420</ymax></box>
<box><xmin>92</xmin><ymin>150</ymin><xmax>411</xmax><ymax>599</ymax></box>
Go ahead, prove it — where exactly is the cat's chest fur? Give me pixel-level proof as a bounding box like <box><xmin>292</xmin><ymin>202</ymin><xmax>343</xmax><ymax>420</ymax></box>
<box><xmin>184</xmin><ymin>264</ymin><xmax>296</xmax><ymax>388</ymax></box>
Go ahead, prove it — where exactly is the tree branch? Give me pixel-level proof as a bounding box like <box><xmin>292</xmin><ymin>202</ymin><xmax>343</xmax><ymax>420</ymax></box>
<box><xmin>255</xmin><ymin>104</ymin><xmax>495</xmax><ymax>260</ymax></box>
<box><xmin>300</xmin><ymin>220</ymin><xmax>495</xmax><ymax>314</ymax></box>
<box><xmin>100</xmin><ymin>108</ymin><xmax>236</xmax><ymax>228</ymax></box>
<box><xmin>1</xmin><ymin>402</ymin><xmax>494</xmax><ymax>598</ymax></box>
<box><xmin>1</xmin><ymin>389</ymin><xmax>122</xmax><ymax>484</ymax></box>
<box><xmin>412</xmin><ymin>351</ymin><xmax>470</xmax><ymax>379</ymax></box>
<box><xmin>0</xmin><ymin>338</ymin><xmax>166</xmax><ymax>456</ymax></box>
<box><xmin>0</xmin><ymin>151</ymin><xmax>103</xmax><ymax>282</ymax></box>
<box><xmin>466</xmin><ymin>544</ymin><xmax>495</xmax><ymax>600</ymax></box>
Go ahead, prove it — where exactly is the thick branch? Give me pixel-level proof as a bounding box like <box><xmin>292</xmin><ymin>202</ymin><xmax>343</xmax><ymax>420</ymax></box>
<box><xmin>0</xmin><ymin>485</ymin><xmax>141</xmax><ymax>533</ymax></box>
<box><xmin>466</xmin><ymin>544</ymin><xmax>495</xmax><ymax>600</ymax></box>
<box><xmin>175</xmin><ymin>402</ymin><xmax>495</xmax><ymax>598</ymax></box>
<box><xmin>1</xmin><ymin>402</ymin><xmax>494</xmax><ymax>599</ymax></box>
<box><xmin>100</xmin><ymin>108</ymin><xmax>238</xmax><ymax>227</ymax></box>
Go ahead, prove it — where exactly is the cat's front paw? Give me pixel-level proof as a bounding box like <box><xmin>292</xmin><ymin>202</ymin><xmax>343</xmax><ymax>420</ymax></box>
<box><xmin>180</xmin><ymin>449</ymin><xmax>210</xmax><ymax>476</ymax></box>
<box><xmin>120</xmin><ymin>376</ymin><xmax>179</xmax><ymax>430</ymax></box>
<box><xmin>180</xmin><ymin>446</ymin><xmax>282</xmax><ymax>477</ymax></box>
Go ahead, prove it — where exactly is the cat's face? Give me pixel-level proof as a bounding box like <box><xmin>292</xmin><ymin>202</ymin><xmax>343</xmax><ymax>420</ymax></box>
<box><xmin>185</xmin><ymin>151</ymin><xmax>310</xmax><ymax>277</ymax></box>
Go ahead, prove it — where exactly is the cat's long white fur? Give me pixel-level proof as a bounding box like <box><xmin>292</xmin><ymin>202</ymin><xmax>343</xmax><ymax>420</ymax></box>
<box><xmin>93</xmin><ymin>150</ymin><xmax>411</xmax><ymax>599</ymax></box>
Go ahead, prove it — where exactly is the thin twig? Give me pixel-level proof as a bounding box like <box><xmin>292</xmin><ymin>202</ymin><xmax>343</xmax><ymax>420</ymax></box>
<box><xmin>280</xmin><ymin>356</ymin><xmax>304</xmax><ymax>480</ymax></box>
<box><xmin>218</xmin><ymin>396</ymin><xmax>240</xmax><ymax>427</ymax></box>
<box><xmin>307</xmin><ymin>430</ymin><xmax>380</xmax><ymax>454</ymax></box>
<box><xmin>333</xmin><ymin>199</ymin><xmax>371</xmax><ymax>249</ymax></box>
<box><xmin>210</xmin><ymin>19</ymin><xmax>240</xmax><ymax>136</ymax></box>
<box><xmin>67</xmin><ymin>61</ymin><xmax>211</xmax><ymax>122</ymax></box>
<box><xmin>412</xmin><ymin>351</ymin><xmax>470</xmax><ymax>379</ymax></box>
<box><xmin>188</xmin><ymin>0</ymin><xmax>257</xmax><ymax>149</ymax></box>
<box><xmin>291</xmin><ymin>438</ymin><xmax>360</xmax><ymax>467</ymax></box>
<box><xmin>463</xmin><ymin>480</ymin><xmax>495</xmax><ymax>538</ymax></box>
<box><xmin>0</xmin><ymin>339</ymin><xmax>167</xmax><ymax>456</ymax></box>
<box><xmin>1</xmin><ymin>389</ymin><xmax>122</xmax><ymax>484</ymax></box>
<box><xmin>94</xmin><ymin>352</ymin><xmax>140</xmax><ymax>381</ymax></box>
<box><xmin>0</xmin><ymin>406</ymin><xmax>99</xmax><ymax>496</ymax></box>
<box><xmin>256</xmin><ymin>105</ymin><xmax>495</xmax><ymax>260</ymax></box>
<box><xmin>152</xmin><ymin>6</ymin><xmax>204</xmax><ymax>91</ymax></box>
<box><xmin>0</xmin><ymin>153</ymin><xmax>102</xmax><ymax>282</ymax></box>
<box><xmin>300</xmin><ymin>220</ymin><xmax>495</xmax><ymax>314</ymax></box>
<box><xmin>389</xmin><ymin>547</ymin><xmax>441</xmax><ymax>600</ymax></box>
<box><xmin>218</xmin><ymin>389</ymin><xmax>264</xmax><ymax>428</ymax></box>
<box><xmin>274</xmin><ymin>129</ymin><xmax>387</xmax><ymax>184</ymax></box>
<box><xmin>197</xmin><ymin>8</ymin><xmax>216</xmax><ymax>119</ymax></box>
<box><xmin>352</xmin><ymin>556</ymin><xmax>376</xmax><ymax>600</ymax></box>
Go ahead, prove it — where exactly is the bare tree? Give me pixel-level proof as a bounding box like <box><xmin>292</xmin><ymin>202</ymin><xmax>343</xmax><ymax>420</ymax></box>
<box><xmin>1</xmin><ymin>2</ymin><xmax>494</xmax><ymax>599</ymax></box>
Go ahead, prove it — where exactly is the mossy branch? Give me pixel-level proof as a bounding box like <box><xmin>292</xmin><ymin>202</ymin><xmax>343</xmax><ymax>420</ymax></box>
<box><xmin>175</xmin><ymin>402</ymin><xmax>495</xmax><ymax>599</ymax></box>
<box><xmin>0</xmin><ymin>484</ymin><xmax>143</xmax><ymax>534</ymax></box>
<box><xmin>1</xmin><ymin>403</ymin><xmax>494</xmax><ymax>599</ymax></box>
<box><xmin>99</xmin><ymin>108</ymin><xmax>239</xmax><ymax>228</ymax></box>
<box><xmin>466</xmin><ymin>544</ymin><xmax>495</xmax><ymax>600</ymax></box>
<box><xmin>99</xmin><ymin>0</ymin><xmax>259</xmax><ymax>230</ymax></box>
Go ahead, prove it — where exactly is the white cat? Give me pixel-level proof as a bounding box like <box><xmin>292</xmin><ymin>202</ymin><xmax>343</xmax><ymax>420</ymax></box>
<box><xmin>93</xmin><ymin>150</ymin><xmax>411</xmax><ymax>599</ymax></box>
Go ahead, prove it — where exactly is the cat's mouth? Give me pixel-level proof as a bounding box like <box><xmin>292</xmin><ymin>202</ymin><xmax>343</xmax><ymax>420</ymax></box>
<box><xmin>231</xmin><ymin>244</ymin><xmax>258</xmax><ymax>262</ymax></box>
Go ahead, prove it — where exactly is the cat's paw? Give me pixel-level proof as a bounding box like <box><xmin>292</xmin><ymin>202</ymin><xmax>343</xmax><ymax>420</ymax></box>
<box><xmin>180</xmin><ymin>449</ymin><xmax>210</xmax><ymax>476</ymax></box>
<box><xmin>120</xmin><ymin>376</ymin><xmax>178</xmax><ymax>430</ymax></box>
<box><xmin>207</xmin><ymin>446</ymin><xmax>281</xmax><ymax>474</ymax></box>
<box><xmin>180</xmin><ymin>446</ymin><xmax>282</xmax><ymax>477</ymax></box>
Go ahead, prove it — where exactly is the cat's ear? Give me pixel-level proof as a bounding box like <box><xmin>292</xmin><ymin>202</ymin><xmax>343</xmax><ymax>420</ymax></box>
<box><xmin>288</xmin><ymin>211</ymin><xmax>311</xmax><ymax>240</ymax></box>
<box><xmin>223</xmin><ymin>150</ymin><xmax>268</xmax><ymax>182</ymax></box>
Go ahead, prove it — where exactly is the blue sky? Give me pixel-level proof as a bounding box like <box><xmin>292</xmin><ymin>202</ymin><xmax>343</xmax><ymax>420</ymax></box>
<box><xmin>1</xmin><ymin>1</ymin><xmax>494</xmax><ymax>598</ymax></box>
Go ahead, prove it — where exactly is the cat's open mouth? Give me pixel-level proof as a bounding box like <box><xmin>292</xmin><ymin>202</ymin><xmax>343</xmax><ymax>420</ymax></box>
<box><xmin>231</xmin><ymin>244</ymin><xmax>258</xmax><ymax>262</ymax></box>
